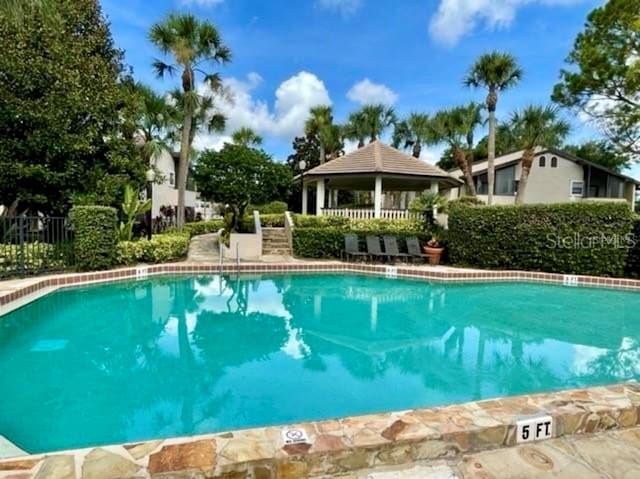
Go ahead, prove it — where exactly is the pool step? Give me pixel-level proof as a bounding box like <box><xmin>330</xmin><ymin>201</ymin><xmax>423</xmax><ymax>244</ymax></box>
<box><xmin>262</xmin><ymin>228</ymin><xmax>291</xmax><ymax>255</ymax></box>
<box><xmin>0</xmin><ymin>435</ymin><xmax>27</xmax><ymax>459</ymax></box>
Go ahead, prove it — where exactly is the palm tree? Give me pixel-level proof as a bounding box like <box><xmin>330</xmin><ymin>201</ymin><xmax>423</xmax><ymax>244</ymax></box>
<box><xmin>231</xmin><ymin>127</ymin><xmax>263</xmax><ymax>147</ymax></box>
<box><xmin>343</xmin><ymin>110</ymin><xmax>368</xmax><ymax>148</ymax></box>
<box><xmin>149</xmin><ymin>13</ymin><xmax>231</xmax><ymax>228</ymax></box>
<box><xmin>359</xmin><ymin>104</ymin><xmax>397</xmax><ymax>142</ymax></box>
<box><xmin>510</xmin><ymin>105</ymin><xmax>570</xmax><ymax>204</ymax></box>
<box><xmin>133</xmin><ymin>83</ymin><xmax>175</xmax><ymax>165</ymax></box>
<box><xmin>456</xmin><ymin>102</ymin><xmax>484</xmax><ymax>179</ymax></box>
<box><xmin>430</xmin><ymin>106</ymin><xmax>480</xmax><ymax>195</ymax></box>
<box><xmin>305</xmin><ymin>105</ymin><xmax>334</xmax><ymax>164</ymax></box>
<box><xmin>392</xmin><ymin>113</ymin><xmax>431</xmax><ymax>158</ymax></box>
<box><xmin>464</xmin><ymin>52</ymin><xmax>523</xmax><ymax>204</ymax></box>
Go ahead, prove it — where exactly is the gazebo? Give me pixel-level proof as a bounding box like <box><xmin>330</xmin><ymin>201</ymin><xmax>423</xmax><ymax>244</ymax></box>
<box><xmin>299</xmin><ymin>141</ymin><xmax>462</xmax><ymax>219</ymax></box>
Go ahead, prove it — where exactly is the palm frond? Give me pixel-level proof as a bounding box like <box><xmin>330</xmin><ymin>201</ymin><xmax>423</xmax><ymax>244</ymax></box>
<box><xmin>152</xmin><ymin>60</ymin><xmax>176</xmax><ymax>79</ymax></box>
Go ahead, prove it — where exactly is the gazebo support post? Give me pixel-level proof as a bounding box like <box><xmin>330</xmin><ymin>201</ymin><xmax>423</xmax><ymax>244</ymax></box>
<box><xmin>302</xmin><ymin>182</ymin><xmax>308</xmax><ymax>215</ymax></box>
<box><xmin>430</xmin><ymin>181</ymin><xmax>440</xmax><ymax>217</ymax></box>
<box><xmin>316</xmin><ymin>179</ymin><xmax>325</xmax><ymax>216</ymax></box>
<box><xmin>374</xmin><ymin>175</ymin><xmax>382</xmax><ymax>218</ymax></box>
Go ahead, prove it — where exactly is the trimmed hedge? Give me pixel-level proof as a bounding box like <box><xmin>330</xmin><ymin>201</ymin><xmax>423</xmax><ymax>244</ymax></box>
<box><xmin>117</xmin><ymin>233</ymin><xmax>190</xmax><ymax>265</ymax></box>
<box><xmin>183</xmin><ymin>219</ymin><xmax>224</xmax><ymax>237</ymax></box>
<box><xmin>293</xmin><ymin>227</ymin><xmax>430</xmax><ymax>258</ymax></box>
<box><xmin>448</xmin><ymin>202</ymin><xmax>635</xmax><ymax>277</ymax></box>
<box><xmin>293</xmin><ymin>214</ymin><xmax>350</xmax><ymax>228</ymax></box>
<box><xmin>292</xmin><ymin>217</ymin><xmax>430</xmax><ymax>258</ymax></box>
<box><xmin>250</xmin><ymin>201</ymin><xmax>288</xmax><ymax>214</ymax></box>
<box><xmin>261</xmin><ymin>214</ymin><xmax>285</xmax><ymax>227</ymax></box>
<box><xmin>70</xmin><ymin>206</ymin><xmax>118</xmax><ymax>271</ymax></box>
<box><xmin>626</xmin><ymin>217</ymin><xmax>640</xmax><ymax>278</ymax></box>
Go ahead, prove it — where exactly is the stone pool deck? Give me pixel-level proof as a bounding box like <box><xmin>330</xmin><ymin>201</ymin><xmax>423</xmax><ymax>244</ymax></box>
<box><xmin>2</xmin><ymin>262</ymin><xmax>640</xmax><ymax>478</ymax></box>
<box><xmin>1</xmin><ymin>383</ymin><xmax>640</xmax><ymax>478</ymax></box>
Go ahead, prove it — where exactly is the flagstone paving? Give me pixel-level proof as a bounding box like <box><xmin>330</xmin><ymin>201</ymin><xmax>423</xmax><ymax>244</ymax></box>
<box><xmin>352</xmin><ymin>427</ymin><xmax>640</xmax><ymax>478</ymax></box>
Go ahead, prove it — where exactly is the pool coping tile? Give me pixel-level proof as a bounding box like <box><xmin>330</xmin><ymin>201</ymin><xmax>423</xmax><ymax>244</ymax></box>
<box><xmin>1</xmin><ymin>262</ymin><xmax>640</xmax><ymax>478</ymax></box>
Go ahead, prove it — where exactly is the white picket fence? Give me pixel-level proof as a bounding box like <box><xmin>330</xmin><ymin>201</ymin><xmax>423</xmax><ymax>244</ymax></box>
<box><xmin>321</xmin><ymin>208</ymin><xmax>420</xmax><ymax>220</ymax></box>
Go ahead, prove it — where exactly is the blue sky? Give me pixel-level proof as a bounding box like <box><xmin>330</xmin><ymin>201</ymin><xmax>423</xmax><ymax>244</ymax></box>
<box><xmin>101</xmin><ymin>0</ymin><xmax>639</xmax><ymax>178</ymax></box>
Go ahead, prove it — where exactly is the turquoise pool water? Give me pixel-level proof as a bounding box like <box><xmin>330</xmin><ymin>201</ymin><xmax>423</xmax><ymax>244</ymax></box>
<box><xmin>0</xmin><ymin>274</ymin><xmax>639</xmax><ymax>453</ymax></box>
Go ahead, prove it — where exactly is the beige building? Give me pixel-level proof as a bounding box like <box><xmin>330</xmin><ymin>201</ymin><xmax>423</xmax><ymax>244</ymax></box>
<box><xmin>445</xmin><ymin>147</ymin><xmax>638</xmax><ymax>210</ymax></box>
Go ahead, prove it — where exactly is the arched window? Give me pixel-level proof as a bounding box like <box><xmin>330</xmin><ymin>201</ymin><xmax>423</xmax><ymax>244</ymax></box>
<box><xmin>539</xmin><ymin>156</ymin><xmax>546</xmax><ymax>167</ymax></box>
<box><xmin>551</xmin><ymin>156</ymin><xmax>558</xmax><ymax>168</ymax></box>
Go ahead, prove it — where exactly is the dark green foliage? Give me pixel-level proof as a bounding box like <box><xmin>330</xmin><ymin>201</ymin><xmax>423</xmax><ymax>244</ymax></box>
<box><xmin>194</xmin><ymin>144</ymin><xmax>292</xmax><ymax>231</ymax></box>
<box><xmin>182</xmin><ymin>219</ymin><xmax>224</xmax><ymax>237</ymax></box>
<box><xmin>448</xmin><ymin>202</ymin><xmax>635</xmax><ymax>277</ymax></box>
<box><xmin>250</xmin><ymin>201</ymin><xmax>288</xmax><ymax>214</ymax></box>
<box><xmin>70</xmin><ymin>206</ymin><xmax>117</xmax><ymax>271</ymax></box>
<box><xmin>552</xmin><ymin>0</ymin><xmax>640</xmax><ymax>158</ymax></box>
<box><xmin>116</xmin><ymin>233</ymin><xmax>190</xmax><ymax>265</ymax></box>
<box><xmin>292</xmin><ymin>214</ymin><xmax>351</xmax><ymax>228</ymax></box>
<box><xmin>0</xmin><ymin>0</ymin><xmax>144</xmax><ymax>214</ymax></box>
<box><xmin>260</xmin><ymin>214</ymin><xmax>285</xmax><ymax>227</ymax></box>
<box><xmin>292</xmin><ymin>218</ymin><xmax>429</xmax><ymax>258</ymax></box>
<box><xmin>451</xmin><ymin>196</ymin><xmax>485</xmax><ymax>206</ymax></box>
<box><xmin>626</xmin><ymin>217</ymin><xmax>640</xmax><ymax>278</ymax></box>
<box><xmin>563</xmin><ymin>141</ymin><xmax>631</xmax><ymax>172</ymax></box>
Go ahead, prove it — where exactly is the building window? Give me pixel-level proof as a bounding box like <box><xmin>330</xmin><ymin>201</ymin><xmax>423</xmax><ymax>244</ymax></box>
<box><xmin>495</xmin><ymin>165</ymin><xmax>516</xmax><ymax>195</ymax></box>
<box><xmin>551</xmin><ymin>156</ymin><xmax>558</xmax><ymax>168</ymax></box>
<box><xmin>169</xmin><ymin>172</ymin><xmax>175</xmax><ymax>187</ymax></box>
<box><xmin>570</xmin><ymin>180</ymin><xmax>584</xmax><ymax>197</ymax></box>
<box><xmin>539</xmin><ymin>156</ymin><xmax>546</xmax><ymax>167</ymax></box>
<box><xmin>475</xmin><ymin>173</ymin><xmax>489</xmax><ymax>195</ymax></box>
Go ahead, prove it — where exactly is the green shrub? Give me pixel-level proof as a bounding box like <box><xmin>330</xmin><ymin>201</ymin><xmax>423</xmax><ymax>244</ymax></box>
<box><xmin>451</xmin><ymin>196</ymin><xmax>485</xmax><ymax>206</ymax></box>
<box><xmin>116</xmin><ymin>233</ymin><xmax>190</xmax><ymax>265</ymax></box>
<box><xmin>293</xmin><ymin>225</ymin><xmax>430</xmax><ymax>258</ymax></box>
<box><xmin>293</xmin><ymin>214</ymin><xmax>350</xmax><ymax>228</ymax></box>
<box><xmin>625</xmin><ymin>216</ymin><xmax>640</xmax><ymax>278</ymax></box>
<box><xmin>0</xmin><ymin>242</ymin><xmax>71</xmax><ymax>275</ymax></box>
<box><xmin>70</xmin><ymin>206</ymin><xmax>118</xmax><ymax>271</ymax></box>
<box><xmin>182</xmin><ymin>219</ymin><xmax>224</xmax><ymax>237</ymax></box>
<box><xmin>448</xmin><ymin>202</ymin><xmax>635</xmax><ymax>277</ymax></box>
<box><xmin>350</xmin><ymin>218</ymin><xmax>423</xmax><ymax>234</ymax></box>
<box><xmin>261</xmin><ymin>213</ymin><xmax>285</xmax><ymax>227</ymax></box>
<box><xmin>250</xmin><ymin>201</ymin><xmax>288</xmax><ymax>214</ymax></box>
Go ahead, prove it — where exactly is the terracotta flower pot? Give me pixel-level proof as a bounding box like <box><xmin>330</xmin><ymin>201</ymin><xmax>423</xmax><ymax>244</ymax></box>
<box><xmin>423</xmin><ymin>245</ymin><xmax>444</xmax><ymax>266</ymax></box>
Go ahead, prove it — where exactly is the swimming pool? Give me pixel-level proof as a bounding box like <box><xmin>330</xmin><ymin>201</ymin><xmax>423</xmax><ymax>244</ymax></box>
<box><xmin>0</xmin><ymin>273</ymin><xmax>638</xmax><ymax>454</ymax></box>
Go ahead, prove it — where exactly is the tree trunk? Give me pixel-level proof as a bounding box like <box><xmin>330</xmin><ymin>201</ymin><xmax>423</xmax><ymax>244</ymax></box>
<box><xmin>454</xmin><ymin>147</ymin><xmax>475</xmax><ymax>196</ymax></box>
<box><xmin>464</xmin><ymin>151</ymin><xmax>477</xmax><ymax>196</ymax></box>
<box><xmin>358</xmin><ymin>138</ymin><xmax>364</xmax><ymax>148</ymax></box>
<box><xmin>176</xmin><ymin>108</ymin><xmax>192</xmax><ymax>229</ymax></box>
<box><xmin>319</xmin><ymin>143</ymin><xmax>325</xmax><ymax>164</ymax></box>
<box><xmin>516</xmin><ymin>148</ymin><xmax>535</xmax><ymax>204</ymax></box>
<box><xmin>412</xmin><ymin>141</ymin><xmax>421</xmax><ymax>158</ymax></box>
<box><xmin>486</xmin><ymin>88</ymin><xmax>497</xmax><ymax>205</ymax></box>
<box><xmin>177</xmin><ymin>68</ymin><xmax>194</xmax><ymax>229</ymax></box>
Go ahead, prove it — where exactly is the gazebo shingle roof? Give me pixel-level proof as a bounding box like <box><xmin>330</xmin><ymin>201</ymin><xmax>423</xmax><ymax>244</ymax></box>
<box><xmin>304</xmin><ymin>140</ymin><xmax>458</xmax><ymax>181</ymax></box>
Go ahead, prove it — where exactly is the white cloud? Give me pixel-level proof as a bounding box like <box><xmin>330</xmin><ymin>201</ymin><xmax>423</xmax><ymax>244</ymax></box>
<box><xmin>316</xmin><ymin>0</ymin><xmax>362</xmax><ymax>16</ymax></box>
<box><xmin>194</xmin><ymin>71</ymin><xmax>331</xmax><ymax>150</ymax></box>
<box><xmin>180</xmin><ymin>0</ymin><xmax>224</xmax><ymax>6</ymax></box>
<box><xmin>346</xmin><ymin>78</ymin><xmax>398</xmax><ymax>106</ymax></box>
<box><xmin>428</xmin><ymin>0</ymin><xmax>585</xmax><ymax>46</ymax></box>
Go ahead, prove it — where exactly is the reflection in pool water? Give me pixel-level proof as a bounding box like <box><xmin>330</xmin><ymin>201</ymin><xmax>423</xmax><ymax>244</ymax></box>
<box><xmin>0</xmin><ymin>273</ymin><xmax>638</xmax><ymax>453</ymax></box>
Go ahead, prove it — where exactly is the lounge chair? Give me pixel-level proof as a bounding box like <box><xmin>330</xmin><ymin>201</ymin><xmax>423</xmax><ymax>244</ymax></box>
<box><xmin>383</xmin><ymin>235</ymin><xmax>411</xmax><ymax>262</ymax></box>
<box><xmin>406</xmin><ymin>236</ymin><xmax>429</xmax><ymax>262</ymax></box>
<box><xmin>366</xmin><ymin>235</ymin><xmax>386</xmax><ymax>262</ymax></box>
<box><xmin>343</xmin><ymin>234</ymin><xmax>368</xmax><ymax>261</ymax></box>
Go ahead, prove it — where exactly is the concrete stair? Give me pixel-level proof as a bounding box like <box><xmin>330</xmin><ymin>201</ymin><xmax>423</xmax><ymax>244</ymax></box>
<box><xmin>262</xmin><ymin>227</ymin><xmax>291</xmax><ymax>255</ymax></box>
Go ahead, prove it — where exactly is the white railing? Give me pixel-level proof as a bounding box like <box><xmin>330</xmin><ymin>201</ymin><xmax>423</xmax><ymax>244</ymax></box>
<box><xmin>321</xmin><ymin>208</ymin><xmax>420</xmax><ymax>220</ymax></box>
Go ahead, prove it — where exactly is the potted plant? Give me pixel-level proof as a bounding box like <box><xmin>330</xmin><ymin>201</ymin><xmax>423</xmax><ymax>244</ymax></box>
<box><xmin>423</xmin><ymin>233</ymin><xmax>444</xmax><ymax>266</ymax></box>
